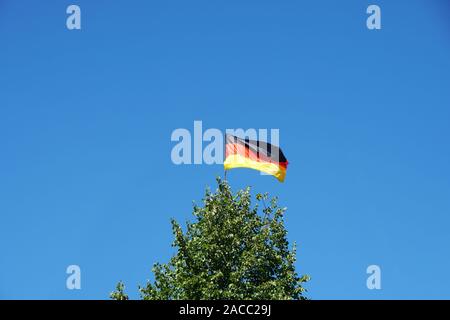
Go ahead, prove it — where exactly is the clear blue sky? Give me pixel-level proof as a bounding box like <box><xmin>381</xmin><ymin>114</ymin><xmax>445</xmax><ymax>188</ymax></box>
<box><xmin>1</xmin><ymin>0</ymin><xmax>450</xmax><ymax>299</ymax></box>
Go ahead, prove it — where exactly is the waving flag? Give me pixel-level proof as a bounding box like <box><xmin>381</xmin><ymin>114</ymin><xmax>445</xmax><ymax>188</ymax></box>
<box><xmin>224</xmin><ymin>134</ymin><xmax>288</xmax><ymax>182</ymax></box>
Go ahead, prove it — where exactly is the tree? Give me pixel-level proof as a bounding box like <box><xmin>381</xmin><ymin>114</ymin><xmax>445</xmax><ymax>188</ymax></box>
<box><xmin>111</xmin><ymin>178</ymin><xmax>309</xmax><ymax>300</ymax></box>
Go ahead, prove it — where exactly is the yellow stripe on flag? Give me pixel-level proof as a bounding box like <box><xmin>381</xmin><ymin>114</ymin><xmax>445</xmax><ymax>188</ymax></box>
<box><xmin>224</xmin><ymin>154</ymin><xmax>287</xmax><ymax>182</ymax></box>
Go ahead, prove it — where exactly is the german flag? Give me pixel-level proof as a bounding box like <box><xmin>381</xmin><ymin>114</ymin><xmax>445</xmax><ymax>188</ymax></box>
<box><xmin>224</xmin><ymin>134</ymin><xmax>288</xmax><ymax>182</ymax></box>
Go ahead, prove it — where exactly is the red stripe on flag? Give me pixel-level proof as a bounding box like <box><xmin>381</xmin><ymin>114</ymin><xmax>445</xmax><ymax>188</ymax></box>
<box><xmin>225</xmin><ymin>143</ymin><xmax>288</xmax><ymax>169</ymax></box>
